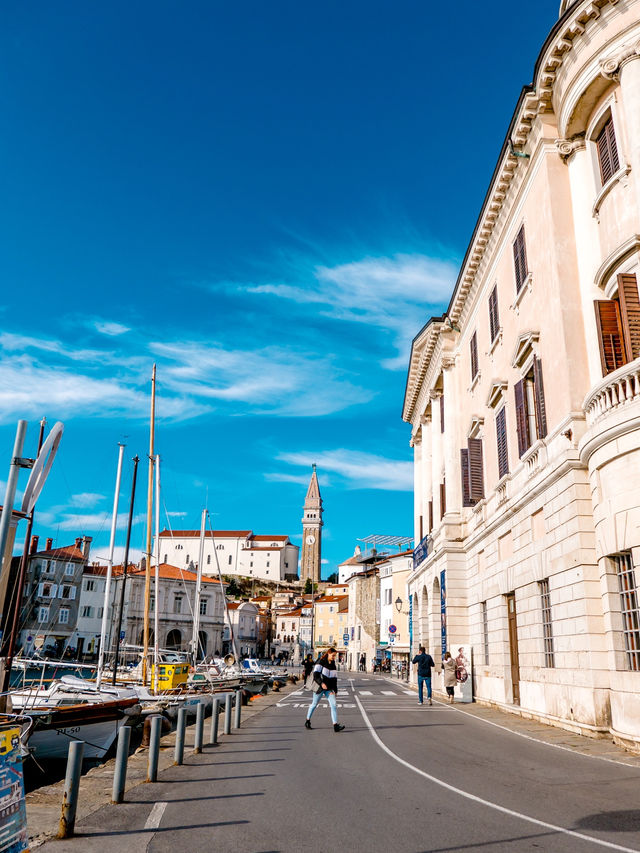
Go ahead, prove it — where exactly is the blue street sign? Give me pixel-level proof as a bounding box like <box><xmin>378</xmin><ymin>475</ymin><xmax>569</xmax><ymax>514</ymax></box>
<box><xmin>119</xmin><ymin>630</ymin><xmax>126</xmax><ymax>640</ymax></box>
<box><xmin>343</xmin><ymin>634</ymin><xmax>349</xmax><ymax>645</ymax></box>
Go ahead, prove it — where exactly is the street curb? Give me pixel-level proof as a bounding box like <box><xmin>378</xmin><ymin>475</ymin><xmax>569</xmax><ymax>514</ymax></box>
<box><xmin>26</xmin><ymin>679</ymin><xmax>299</xmax><ymax>848</ymax></box>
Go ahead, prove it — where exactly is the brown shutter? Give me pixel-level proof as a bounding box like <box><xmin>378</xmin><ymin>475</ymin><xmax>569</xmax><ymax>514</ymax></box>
<box><xmin>428</xmin><ymin>500</ymin><xmax>433</xmax><ymax>533</ymax></box>
<box><xmin>597</xmin><ymin>117</ymin><xmax>620</xmax><ymax>185</ymax></box>
<box><xmin>440</xmin><ymin>393</ymin><xmax>445</xmax><ymax>433</ymax></box>
<box><xmin>533</xmin><ymin>357</ymin><xmax>548</xmax><ymax>440</ymax></box>
<box><xmin>514</xmin><ymin>379</ymin><xmax>530</xmax><ymax>458</ymax></box>
<box><xmin>594</xmin><ymin>300</ymin><xmax>627</xmax><ymax>374</ymax></box>
<box><xmin>489</xmin><ymin>285</ymin><xmax>499</xmax><ymax>342</ymax></box>
<box><xmin>468</xmin><ymin>438</ymin><xmax>485</xmax><ymax>501</ymax></box>
<box><xmin>419</xmin><ymin>515</ymin><xmax>423</xmax><ymax>541</ymax></box>
<box><xmin>440</xmin><ymin>481</ymin><xmax>446</xmax><ymax>519</ymax></box>
<box><xmin>470</xmin><ymin>332</ymin><xmax>478</xmax><ymax>380</ymax></box>
<box><xmin>618</xmin><ymin>273</ymin><xmax>640</xmax><ymax>361</ymax></box>
<box><xmin>496</xmin><ymin>407</ymin><xmax>509</xmax><ymax>479</ymax></box>
<box><xmin>460</xmin><ymin>449</ymin><xmax>473</xmax><ymax>507</ymax></box>
<box><xmin>513</xmin><ymin>226</ymin><xmax>528</xmax><ymax>293</ymax></box>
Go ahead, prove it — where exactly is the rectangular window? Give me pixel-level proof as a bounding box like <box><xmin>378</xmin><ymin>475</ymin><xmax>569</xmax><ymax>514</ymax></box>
<box><xmin>39</xmin><ymin>606</ymin><xmax>49</xmax><ymax>622</ymax></box>
<box><xmin>439</xmin><ymin>393</ymin><xmax>445</xmax><ymax>433</ymax></box>
<box><xmin>85</xmin><ymin>579</ymin><xmax>95</xmax><ymax>592</ymax></box>
<box><xmin>97</xmin><ymin>607</ymin><xmax>103</xmax><ymax>618</ymax></box>
<box><xmin>513</xmin><ymin>225</ymin><xmax>529</xmax><ymax>293</ymax></box>
<box><xmin>200</xmin><ymin>599</ymin><xmax>208</xmax><ymax>615</ymax></box>
<box><xmin>539</xmin><ymin>579</ymin><xmax>555</xmax><ymax>668</ymax></box>
<box><xmin>514</xmin><ymin>357</ymin><xmax>547</xmax><ymax>457</ymax></box>
<box><xmin>174</xmin><ymin>596</ymin><xmax>183</xmax><ymax>614</ymax></box>
<box><xmin>482</xmin><ymin>601</ymin><xmax>489</xmax><ymax>666</ymax></box>
<box><xmin>470</xmin><ymin>332</ymin><xmax>479</xmax><ymax>381</ymax></box>
<box><xmin>44</xmin><ymin>561</ymin><xmax>54</xmax><ymax>574</ymax></box>
<box><xmin>489</xmin><ymin>285</ymin><xmax>500</xmax><ymax>342</ymax></box>
<box><xmin>614</xmin><ymin>552</ymin><xmax>640</xmax><ymax>671</ymax></box>
<box><xmin>65</xmin><ymin>563</ymin><xmax>75</xmax><ymax>576</ymax></box>
<box><xmin>496</xmin><ymin>407</ymin><xmax>509</xmax><ymax>479</ymax></box>
<box><xmin>594</xmin><ymin>274</ymin><xmax>640</xmax><ymax>375</ymax></box>
<box><xmin>460</xmin><ymin>439</ymin><xmax>484</xmax><ymax>506</ymax></box>
<box><xmin>81</xmin><ymin>606</ymin><xmax>93</xmax><ymax>618</ymax></box>
<box><xmin>440</xmin><ymin>480</ymin><xmax>446</xmax><ymax>519</ymax></box>
<box><xmin>59</xmin><ymin>608</ymin><xmax>70</xmax><ymax>624</ymax></box>
<box><xmin>357</xmin><ymin>625</ymin><xmax>361</xmax><ymax>640</ymax></box>
<box><xmin>596</xmin><ymin>116</ymin><xmax>620</xmax><ymax>185</ymax></box>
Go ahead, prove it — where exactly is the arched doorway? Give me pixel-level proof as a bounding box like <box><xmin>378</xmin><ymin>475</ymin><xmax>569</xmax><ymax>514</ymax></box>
<box><xmin>420</xmin><ymin>586</ymin><xmax>429</xmax><ymax>651</ymax></box>
<box><xmin>166</xmin><ymin>629</ymin><xmax>182</xmax><ymax>650</ymax></box>
<box><xmin>432</xmin><ymin>576</ymin><xmax>442</xmax><ymax>662</ymax></box>
<box><xmin>137</xmin><ymin>628</ymin><xmax>155</xmax><ymax>646</ymax></box>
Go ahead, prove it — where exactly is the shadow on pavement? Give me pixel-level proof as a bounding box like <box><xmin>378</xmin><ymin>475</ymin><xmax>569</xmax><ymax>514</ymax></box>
<box><xmin>74</xmin><ymin>820</ymin><xmax>250</xmax><ymax>838</ymax></box>
<box><xmin>575</xmin><ymin>810</ymin><xmax>640</xmax><ymax>832</ymax></box>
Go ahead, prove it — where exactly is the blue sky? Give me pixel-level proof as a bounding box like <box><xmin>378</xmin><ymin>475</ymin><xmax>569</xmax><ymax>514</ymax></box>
<box><xmin>0</xmin><ymin>1</ymin><xmax>560</xmax><ymax>576</ymax></box>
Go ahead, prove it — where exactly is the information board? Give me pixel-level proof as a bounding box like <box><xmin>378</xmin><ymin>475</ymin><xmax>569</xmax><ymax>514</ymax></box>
<box><xmin>0</xmin><ymin>727</ymin><xmax>29</xmax><ymax>853</ymax></box>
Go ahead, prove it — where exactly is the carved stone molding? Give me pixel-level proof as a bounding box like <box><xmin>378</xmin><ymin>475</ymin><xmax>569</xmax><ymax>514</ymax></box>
<box><xmin>555</xmin><ymin>133</ymin><xmax>586</xmax><ymax>162</ymax></box>
<box><xmin>599</xmin><ymin>39</ymin><xmax>640</xmax><ymax>80</ymax></box>
<box><xmin>441</xmin><ymin>356</ymin><xmax>456</xmax><ymax>370</ymax></box>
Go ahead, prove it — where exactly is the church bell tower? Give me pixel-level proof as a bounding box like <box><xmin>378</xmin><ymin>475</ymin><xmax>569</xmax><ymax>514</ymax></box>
<box><xmin>301</xmin><ymin>463</ymin><xmax>323</xmax><ymax>585</ymax></box>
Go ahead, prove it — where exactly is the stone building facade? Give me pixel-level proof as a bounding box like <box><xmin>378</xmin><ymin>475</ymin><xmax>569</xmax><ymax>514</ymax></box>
<box><xmin>403</xmin><ymin>0</ymin><xmax>640</xmax><ymax>746</ymax></box>
<box><xmin>346</xmin><ymin>568</ymin><xmax>379</xmax><ymax>672</ymax></box>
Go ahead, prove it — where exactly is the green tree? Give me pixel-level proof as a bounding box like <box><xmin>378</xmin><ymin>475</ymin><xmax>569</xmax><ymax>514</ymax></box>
<box><xmin>304</xmin><ymin>577</ymin><xmax>312</xmax><ymax>594</ymax></box>
<box><xmin>225</xmin><ymin>577</ymin><xmax>242</xmax><ymax>598</ymax></box>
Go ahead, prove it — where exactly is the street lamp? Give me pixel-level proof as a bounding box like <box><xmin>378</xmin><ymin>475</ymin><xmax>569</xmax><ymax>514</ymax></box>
<box><xmin>395</xmin><ymin>596</ymin><xmax>403</xmax><ymax>613</ymax></box>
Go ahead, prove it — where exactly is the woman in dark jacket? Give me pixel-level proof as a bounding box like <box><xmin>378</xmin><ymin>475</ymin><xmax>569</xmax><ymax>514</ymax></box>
<box><xmin>304</xmin><ymin>647</ymin><xmax>345</xmax><ymax>732</ymax></box>
<box><xmin>302</xmin><ymin>653</ymin><xmax>314</xmax><ymax>686</ymax></box>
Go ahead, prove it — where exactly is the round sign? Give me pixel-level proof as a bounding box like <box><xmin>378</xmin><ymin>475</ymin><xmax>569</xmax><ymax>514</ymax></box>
<box><xmin>388</xmin><ymin>624</ymin><xmax>397</xmax><ymax>634</ymax></box>
<box><xmin>21</xmin><ymin>421</ymin><xmax>64</xmax><ymax>514</ymax></box>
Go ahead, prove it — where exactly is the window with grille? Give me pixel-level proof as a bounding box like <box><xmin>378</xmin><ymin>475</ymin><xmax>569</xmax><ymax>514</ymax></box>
<box><xmin>513</xmin><ymin>225</ymin><xmax>529</xmax><ymax>293</ymax></box>
<box><xmin>481</xmin><ymin>601</ymin><xmax>489</xmax><ymax>665</ymax></box>
<box><xmin>539</xmin><ymin>579</ymin><xmax>555</xmax><ymax>667</ymax></box>
<box><xmin>596</xmin><ymin>116</ymin><xmax>620</xmax><ymax>185</ymax></box>
<box><xmin>489</xmin><ymin>285</ymin><xmax>500</xmax><ymax>342</ymax></box>
<box><xmin>614</xmin><ymin>552</ymin><xmax>640</xmax><ymax>671</ymax></box>
<box><xmin>470</xmin><ymin>332</ymin><xmax>479</xmax><ymax>381</ymax></box>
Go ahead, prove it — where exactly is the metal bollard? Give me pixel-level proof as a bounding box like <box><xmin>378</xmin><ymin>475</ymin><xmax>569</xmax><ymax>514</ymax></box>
<box><xmin>224</xmin><ymin>694</ymin><xmax>232</xmax><ymax>735</ymax></box>
<box><xmin>174</xmin><ymin>707</ymin><xmax>187</xmax><ymax>765</ymax></box>
<box><xmin>233</xmin><ymin>690</ymin><xmax>242</xmax><ymax>729</ymax></box>
<box><xmin>210</xmin><ymin>698</ymin><xmax>220</xmax><ymax>746</ymax></box>
<box><xmin>58</xmin><ymin>740</ymin><xmax>85</xmax><ymax>838</ymax></box>
<box><xmin>194</xmin><ymin>701</ymin><xmax>204</xmax><ymax>754</ymax></box>
<box><xmin>147</xmin><ymin>715</ymin><xmax>162</xmax><ymax>782</ymax></box>
<box><xmin>111</xmin><ymin>726</ymin><xmax>131</xmax><ymax>803</ymax></box>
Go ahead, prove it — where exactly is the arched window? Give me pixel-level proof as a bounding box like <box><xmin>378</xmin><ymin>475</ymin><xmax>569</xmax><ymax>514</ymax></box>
<box><xmin>166</xmin><ymin>629</ymin><xmax>182</xmax><ymax>650</ymax></box>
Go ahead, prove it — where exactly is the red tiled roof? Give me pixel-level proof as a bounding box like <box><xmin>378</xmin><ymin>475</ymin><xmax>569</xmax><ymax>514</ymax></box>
<box><xmin>241</xmin><ymin>546</ymin><xmax>283</xmax><ymax>552</ymax></box>
<box><xmin>32</xmin><ymin>544</ymin><xmax>86</xmax><ymax>561</ymax></box>
<box><xmin>252</xmin><ymin>535</ymin><xmax>289</xmax><ymax>542</ymax></box>
<box><xmin>127</xmin><ymin>563</ymin><xmax>223</xmax><ymax>584</ymax></box>
<box><xmin>339</xmin><ymin>555</ymin><xmax>362</xmax><ymax>566</ymax></box>
<box><xmin>251</xmin><ymin>595</ymin><xmax>272</xmax><ymax>601</ymax></box>
<box><xmin>159</xmin><ymin>529</ymin><xmax>252</xmax><ymax>538</ymax></box>
<box><xmin>315</xmin><ymin>595</ymin><xmax>348</xmax><ymax>604</ymax></box>
<box><xmin>279</xmin><ymin>608</ymin><xmax>302</xmax><ymax>617</ymax></box>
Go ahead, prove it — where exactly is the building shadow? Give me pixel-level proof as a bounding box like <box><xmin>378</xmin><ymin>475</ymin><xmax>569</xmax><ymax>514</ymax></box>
<box><xmin>575</xmin><ymin>810</ymin><xmax>640</xmax><ymax>832</ymax></box>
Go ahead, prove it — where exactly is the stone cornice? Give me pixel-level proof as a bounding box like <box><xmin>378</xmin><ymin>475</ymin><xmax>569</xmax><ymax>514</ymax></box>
<box><xmin>599</xmin><ymin>37</ymin><xmax>640</xmax><ymax>78</ymax></box>
<box><xmin>555</xmin><ymin>133</ymin><xmax>586</xmax><ymax>162</ymax></box>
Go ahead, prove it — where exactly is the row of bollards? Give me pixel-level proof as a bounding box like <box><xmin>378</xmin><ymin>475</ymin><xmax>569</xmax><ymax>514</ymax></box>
<box><xmin>58</xmin><ymin>689</ymin><xmax>244</xmax><ymax>838</ymax></box>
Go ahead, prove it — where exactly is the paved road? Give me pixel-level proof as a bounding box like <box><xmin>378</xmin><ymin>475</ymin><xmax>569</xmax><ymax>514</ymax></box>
<box><xmin>41</xmin><ymin>674</ymin><xmax>640</xmax><ymax>852</ymax></box>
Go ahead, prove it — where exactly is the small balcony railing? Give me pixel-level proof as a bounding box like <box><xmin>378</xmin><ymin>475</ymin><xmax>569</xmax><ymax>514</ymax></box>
<box><xmin>583</xmin><ymin>358</ymin><xmax>640</xmax><ymax>427</ymax></box>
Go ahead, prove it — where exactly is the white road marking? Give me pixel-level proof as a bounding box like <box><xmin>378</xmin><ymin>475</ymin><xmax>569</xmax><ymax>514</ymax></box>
<box><xmin>144</xmin><ymin>801</ymin><xmax>167</xmax><ymax>831</ymax></box>
<box><xmin>359</xmin><ymin>691</ymin><xmax>373</xmax><ymax>695</ymax></box>
<box><xmin>381</xmin><ymin>691</ymin><xmax>397</xmax><ymax>696</ymax></box>
<box><xmin>355</xmin><ymin>696</ymin><xmax>639</xmax><ymax>853</ymax></box>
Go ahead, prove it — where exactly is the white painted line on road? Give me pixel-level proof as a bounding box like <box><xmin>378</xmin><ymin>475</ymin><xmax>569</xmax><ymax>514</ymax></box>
<box><xmin>355</xmin><ymin>696</ymin><xmax>640</xmax><ymax>853</ymax></box>
<box><xmin>381</xmin><ymin>691</ymin><xmax>397</xmax><ymax>695</ymax></box>
<box><xmin>144</xmin><ymin>801</ymin><xmax>167</xmax><ymax>831</ymax></box>
<box><xmin>359</xmin><ymin>691</ymin><xmax>373</xmax><ymax>695</ymax></box>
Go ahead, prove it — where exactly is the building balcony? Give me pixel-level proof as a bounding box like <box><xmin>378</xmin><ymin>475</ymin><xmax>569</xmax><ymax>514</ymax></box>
<box><xmin>584</xmin><ymin>358</ymin><xmax>640</xmax><ymax>428</ymax></box>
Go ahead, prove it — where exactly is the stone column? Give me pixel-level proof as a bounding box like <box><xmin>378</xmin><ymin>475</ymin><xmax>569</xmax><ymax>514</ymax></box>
<box><xmin>412</xmin><ymin>433</ymin><xmax>423</xmax><ymax>544</ymax></box>
<box><xmin>617</xmin><ymin>52</ymin><xmax>640</xmax><ymax>224</ymax></box>
<box><xmin>430</xmin><ymin>392</ymin><xmax>443</xmax><ymax>523</ymax></box>
<box><xmin>442</xmin><ymin>360</ymin><xmax>460</xmax><ymax>514</ymax></box>
<box><xmin>421</xmin><ymin>414</ymin><xmax>432</xmax><ymax>536</ymax></box>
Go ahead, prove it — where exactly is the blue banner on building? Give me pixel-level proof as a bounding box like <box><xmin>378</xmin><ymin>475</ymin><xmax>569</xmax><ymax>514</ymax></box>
<box><xmin>440</xmin><ymin>569</ymin><xmax>447</xmax><ymax>659</ymax></box>
<box><xmin>413</xmin><ymin>535</ymin><xmax>429</xmax><ymax>570</ymax></box>
<box><xmin>409</xmin><ymin>595</ymin><xmax>413</xmax><ymax>655</ymax></box>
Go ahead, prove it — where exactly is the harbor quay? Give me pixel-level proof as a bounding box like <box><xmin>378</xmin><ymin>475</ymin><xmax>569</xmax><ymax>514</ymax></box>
<box><xmin>28</xmin><ymin>672</ymin><xmax>640</xmax><ymax>853</ymax></box>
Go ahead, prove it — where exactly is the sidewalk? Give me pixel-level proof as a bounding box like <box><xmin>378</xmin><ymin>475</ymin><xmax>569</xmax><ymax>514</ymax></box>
<box><xmin>377</xmin><ymin>672</ymin><xmax>640</xmax><ymax>768</ymax></box>
<box><xmin>26</xmin><ymin>679</ymin><xmax>299</xmax><ymax>848</ymax></box>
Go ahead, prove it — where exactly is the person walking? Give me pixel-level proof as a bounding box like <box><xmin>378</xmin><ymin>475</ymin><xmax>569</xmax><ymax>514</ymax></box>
<box><xmin>443</xmin><ymin>651</ymin><xmax>457</xmax><ymax>703</ymax></box>
<box><xmin>305</xmin><ymin>647</ymin><xmax>345</xmax><ymax>732</ymax></box>
<box><xmin>302</xmin><ymin>653</ymin><xmax>314</xmax><ymax>687</ymax></box>
<box><xmin>412</xmin><ymin>646</ymin><xmax>435</xmax><ymax>705</ymax></box>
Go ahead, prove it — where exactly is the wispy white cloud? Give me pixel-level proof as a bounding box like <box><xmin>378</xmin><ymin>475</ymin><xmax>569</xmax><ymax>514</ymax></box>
<box><xmin>245</xmin><ymin>252</ymin><xmax>457</xmax><ymax>369</ymax></box>
<box><xmin>56</xmin><ymin>511</ymin><xmax>146</xmax><ymax>532</ymax></box>
<box><xmin>70</xmin><ymin>492</ymin><xmax>105</xmax><ymax>508</ymax></box>
<box><xmin>93</xmin><ymin>320</ymin><xmax>130</xmax><ymax>336</ymax></box>
<box><xmin>166</xmin><ymin>511</ymin><xmax>188</xmax><ymax>518</ymax></box>
<box><xmin>90</xmin><ymin>546</ymin><xmax>144</xmax><ymax>565</ymax></box>
<box><xmin>277</xmin><ymin>448</ymin><xmax>413</xmax><ymax>491</ymax></box>
<box><xmin>264</xmin><ymin>472</ymin><xmax>329</xmax><ymax>487</ymax></box>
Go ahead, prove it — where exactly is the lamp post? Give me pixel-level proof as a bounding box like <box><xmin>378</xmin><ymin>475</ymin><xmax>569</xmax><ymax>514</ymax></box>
<box><xmin>394</xmin><ymin>596</ymin><xmax>410</xmax><ymax>682</ymax></box>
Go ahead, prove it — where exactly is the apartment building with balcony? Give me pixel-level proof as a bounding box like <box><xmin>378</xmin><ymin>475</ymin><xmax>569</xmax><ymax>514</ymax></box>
<box><xmin>403</xmin><ymin>0</ymin><xmax>640</xmax><ymax>747</ymax></box>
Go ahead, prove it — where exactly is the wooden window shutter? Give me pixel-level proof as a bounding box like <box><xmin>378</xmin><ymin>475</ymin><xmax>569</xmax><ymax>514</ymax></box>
<box><xmin>489</xmin><ymin>285</ymin><xmax>499</xmax><ymax>342</ymax></box>
<box><xmin>468</xmin><ymin>438</ymin><xmax>485</xmax><ymax>502</ymax></box>
<box><xmin>440</xmin><ymin>481</ymin><xmax>446</xmax><ymax>519</ymax></box>
<box><xmin>513</xmin><ymin>225</ymin><xmax>528</xmax><ymax>293</ymax></box>
<box><xmin>419</xmin><ymin>515</ymin><xmax>424</xmax><ymax>541</ymax></box>
<box><xmin>428</xmin><ymin>500</ymin><xmax>433</xmax><ymax>533</ymax></box>
<box><xmin>496</xmin><ymin>407</ymin><xmax>509</xmax><ymax>479</ymax></box>
<box><xmin>470</xmin><ymin>332</ymin><xmax>479</xmax><ymax>380</ymax></box>
<box><xmin>514</xmin><ymin>379</ymin><xmax>530</xmax><ymax>458</ymax></box>
<box><xmin>618</xmin><ymin>273</ymin><xmax>640</xmax><ymax>361</ymax></box>
<box><xmin>440</xmin><ymin>393</ymin><xmax>445</xmax><ymax>433</ymax></box>
<box><xmin>596</xmin><ymin>117</ymin><xmax>620</xmax><ymax>185</ymax></box>
<box><xmin>594</xmin><ymin>300</ymin><xmax>627</xmax><ymax>374</ymax></box>
<box><xmin>533</xmin><ymin>357</ymin><xmax>548</xmax><ymax>440</ymax></box>
<box><xmin>460</xmin><ymin>449</ymin><xmax>473</xmax><ymax>507</ymax></box>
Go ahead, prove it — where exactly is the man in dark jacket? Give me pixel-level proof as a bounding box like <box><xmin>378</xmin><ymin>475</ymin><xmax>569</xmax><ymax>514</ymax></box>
<box><xmin>412</xmin><ymin>646</ymin><xmax>436</xmax><ymax>705</ymax></box>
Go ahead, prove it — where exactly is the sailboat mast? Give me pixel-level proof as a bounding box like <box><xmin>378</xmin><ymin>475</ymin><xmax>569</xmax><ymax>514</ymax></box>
<box><xmin>112</xmin><ymin>455</ymin><xmax>139</xmax><ymax>686</ymax></box>
<box><xmin>96</xmin><ymin>442</ymin><xmax>125</xmax><ymax>689</ymax></box>
<box><xmin>153</xmin><ymin>454</ymin><xmax>160</xmax><ymax>693</ymax></box>
<box><xmin>209</xmin><ymin>513</ymin><xmax>239</xmax><ymax>662</ymax></box>
<box><xmin>142</xmin><ymin>364</ymin><xmax>156</xmax><ymax>685</ymax></box>
<box><xmin>191</xmin><ymin>508</ymin><xmax>206</xmax><ymax>665</ymax></box>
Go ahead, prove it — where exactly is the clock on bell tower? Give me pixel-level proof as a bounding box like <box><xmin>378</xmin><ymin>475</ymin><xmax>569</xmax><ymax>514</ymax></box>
<box><xmin>301</xmin><ymin>463</ymin><xmax>323</xmax><ymax>585</ymax></box>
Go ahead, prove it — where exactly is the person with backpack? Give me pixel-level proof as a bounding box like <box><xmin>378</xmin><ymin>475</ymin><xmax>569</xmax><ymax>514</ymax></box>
<box><xmin>412</xmin><ymin>645</ymin><xmax>436</xmax><ymax>705</ymax></box>
<box><xmin>304</xmin><ymin>647</ymin><xmax>345</xmax><ymax>732</ymax></box>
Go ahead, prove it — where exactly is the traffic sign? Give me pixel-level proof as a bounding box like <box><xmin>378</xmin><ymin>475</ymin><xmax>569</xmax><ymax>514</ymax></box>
<box><xmin>343</xmin><ymin>634</ymin><xmax>349</xmax><ymax>645</ymax></box>
<box><xmin>388</xmin><ymin>624</ymin><xmax>397</xmax><ymax>634</ymax></box>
